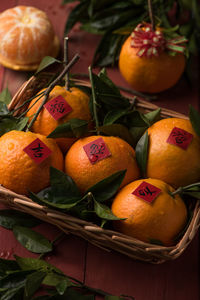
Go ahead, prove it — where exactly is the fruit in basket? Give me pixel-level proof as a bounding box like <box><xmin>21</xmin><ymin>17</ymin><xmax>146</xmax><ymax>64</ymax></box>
<box><xmin>65</xmin><ymin>135</ymin><xmax>140</xmax><ymax>193</ymax></box>
<box><xmin>26</xmin><ymin>85</ymin><xmax>92</xmax><ymax>153</ymax></box>
<box><xmin>111</xmin><ymin>178</ymin><xmax>187</xmax><ymax>246</ymax></box>
<box><xmin>146</xmin><ymin>117</ymin><xmax>200</xmax><ymax>188</ymax></box>
<box><xmin>119</xmin><ymin>23</ymin><xmax>186</xmax><ymax>93</ymax></box>
<box><xmin>0</xmin><ymin>130</ymin><xmax>63</xmax><ymax>195</ymax></box>
<box><xmin>0</xmin><ymin>6</ymin><xmax>60</xmax><ymax>71</ymax></box>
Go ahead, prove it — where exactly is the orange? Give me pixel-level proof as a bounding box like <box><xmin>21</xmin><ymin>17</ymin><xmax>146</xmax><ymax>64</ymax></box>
<box><xmin>146</xmin><ymin>118</ymin><xmax>200</xmax><ymax>188</ymax></box>
<box><xmin>65</xmin><ymin>135</ymin><xmax>140</xmax><ymax>193</ymax></box>
<box><xmin>119</xmin><ymin>35</ymin><xmax>186</xmax><ymax>93</ymax></box>
<box><xmin>26</xmin><ymin>86</ymin><xmax>92</xmax><ymax>153</ymax></box>
<box><xmin>0</xmin><ymin>130</ymin><xmax>64</xmax><ymax>195</ymax></box>
<box><xmin>111</xmin><ymin>178</ymin><xmax>187</xmax><ymax>246</ymax></box>
<box><xmin>0</xmin><ymin>6</ymin><xmax>59</xmax><ymax>71</ymax></box>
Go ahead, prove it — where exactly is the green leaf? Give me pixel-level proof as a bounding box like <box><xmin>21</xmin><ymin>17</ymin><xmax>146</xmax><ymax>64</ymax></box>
<box><xmin>47</xmin><ymin>119</ymin><xmax>88</xmax><ymax>139</ymax></box>
<box><xmin>0</xmin><ymin>210</ymin><xmax>40</xmax><ymax>229</ymax></box>
<box><xmin>0</xmin><ymin>258</ymin><xmax>19</xmax><ymax>274</ymax></box>
<box><xmin>127</xmin><ymin>110</ymin><xmax>149</xmax><ymax>127</ymax></box>
<box><xmin>0</xmin><ymin>102</ymin><xmax>9</xmax><ymax>116</ymax></box>
<box><xmin>56</xmin><ymin>279</ymin><xmax>70</xmax><ymax>295</ymax></box>
<box><xmin>65</xmin><ymin>1</ymin><xmax>89</xmax><ymax>34</ymax></box>
<box><xmin>34</xmin><ymin>167</ymin><xmax>82</xmax><ymax>209</ymax></box>
<box><xmin>129</xmin><ymin>126</ymin><xmax>147</xmax><ymax>147</ymax></box>
<box><xmin>30</xmin><ymin>192</ymin><xmax>80</xmax><ymax>210</ymax></box>
<box><xmin>13</xmin><ymin>226</ymin><xmax>52</xmax><ymax>254</ymax></box>
<box><xmin>0</xmin><ymin>283</ymin><xmax>24</xmax><ymax>300</ymax></box>
<box><xmin>144</xmin><ymin>109</ymin><xmax>161</xmax><ymax>125</ymax></box>
<box><xmin>86</xmin><ymin>170</ymin><xmax>126</xmax><ymax>202</ymax></box>
<box><xmin>173</xmin><ymin>183</ymin><xmax>200</xmax><ymax>199</ymax></box>
<box><xmin>0</xmin><ymin>270</ymin><xmax>31</xmax><ymax>291</ymax></box>
<box><xmin>0</xmin><ymin>87</ymin><xmax>12</xmax><ymax>105</ymax></box>
<box><xmin>135</xmin><ymin>131</ymin><xmax>149</xmax><ymax>177</ymax></box>
<box><xmin>91</xmin><ymin>72</ymin><xmax>130</xmax><ymax>108</ymax></box>
<box><xmin>50</xmin><ymin>167</ymin><xmax>81</xmax><ymax>203</ymax></box>
<box><xmin>36</xmin><ymin>56</ymin><xmax>62</xmax><ymax>74</ymax></box>
<box><xmin>64</xmin><ymin>288</ymin><xmax>95</xmax><ymax>300</ymax></box>
<box><xmin>24</xmin><ymin>271</ymin><xmax>46</xmax><ymax>300</ymax></box>
<box><xmin>14</xmin><ymin>256</ymin><xmax>62</xmax><ymax>274</ymax></box>
<box><xmin>189</xmin><ymin>105</ymin><xmax>200</xmax><ymax>137</ymax></box>
<box><xmin>98</xmin><ymin>69</ymin><xmax>121</xmax><ymax>96</ymax></box>
<box><xmin>98</xmin><ymin>124</ymin><xmax>134</xmax><ymax>146</ymax></box>
<box><xmin>0</xmin><ymin>117</ymin><xmax>29</xmax><ymax>136</ymax></box>
<box><xmin>42</xmin><ymin>273</ymin><xmax>69</xmax><ymax>287</ymax></box>
<box><xmin>103</xmin><ymin>108</ymin><xmax>129</xmax><ymax>125</ymax></box>
<box><xmin>94</xmin><ymin>33</ymin><xmax>125</xmax><ymax>66</ymax></box>
<box><xmin>15</xmin><ymin>117</ymin><xmax>29</xmax><ymax>131</ymax></box>
<box><xmin>94</xmin><ymin>199</ymin><xmax>123</xmax><ymax>221</ymax></box>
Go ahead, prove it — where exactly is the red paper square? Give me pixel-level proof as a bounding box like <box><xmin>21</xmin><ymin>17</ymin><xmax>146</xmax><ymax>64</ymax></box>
<box><xmin>44</xmin><ymin>95</ymin><xmax>72</xmax><ymax>120</ymax></box>
<box><xmin>83</xmin><ymin>137</ymin><xmax>111</xmax><ymax>164</ymax></box>
<box><xmin>132</xmin><ymin>181</ymin><xmax>161</xmax><ymax>203</ymax></box>
<box><xmin>23</xmin><ymin>138</ymin><xmax>52</xmax><ymax>164</ymax></box>
<box><xmin>166</xmin><ymin>127</ymin><xmax>193</xmax><ymax>150</ymax></box>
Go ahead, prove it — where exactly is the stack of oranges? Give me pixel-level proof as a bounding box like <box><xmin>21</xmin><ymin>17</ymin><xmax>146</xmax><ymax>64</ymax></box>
<box><xmin>0</xmin><ymin>81</ymin><xmax>198</xmax><ymax>247</ymax></box>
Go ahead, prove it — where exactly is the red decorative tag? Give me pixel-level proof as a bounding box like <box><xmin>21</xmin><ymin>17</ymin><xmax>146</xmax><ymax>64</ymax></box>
<box><xmin>44</xmin><ymin>95</ymin><xmax>72</xmax><ymax>120</ymax></box>
<box><xmin>23</xmin><ymin>138</ymin><xmax>52</xmax><ymax>164</ymax></box>
<box><xmin>166</xmin><ymin>127</ymin><xmax>193</xmax><ymax>150</ymax></box>
<box><xmin>132</xmin><ymin>181</ymin><xmax>161</xmax><ymax>203</ymax></box>
<box><xmin>83</xmin><ymin>137</ymin><xmax>111</xmax><ymax>164</ymax></box>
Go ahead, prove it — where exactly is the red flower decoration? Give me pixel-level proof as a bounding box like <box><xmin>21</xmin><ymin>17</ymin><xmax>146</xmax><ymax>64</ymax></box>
<box><xmin>131</xmin><ymin>23</ymin><xmax>187</xmax><ymax>58</ymax></box>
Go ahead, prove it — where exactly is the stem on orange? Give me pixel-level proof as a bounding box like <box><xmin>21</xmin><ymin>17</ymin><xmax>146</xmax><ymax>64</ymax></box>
<box><xmin>88</xmin><ymin>66</ymin><xmax>100</xmax><ymax>135</ymax></box>
<box><xmin>148</xmin><ymin>0</ymin><xmax>155</xmax><ymax>31</ymax></box>
<box><xmin>170</xmin><ymin>182</ymin><xmax>200</xmax><ymax>197</ymax></box>
<box><xmin>27</xmin><ymin>54</ymin><xmax>79</xmax><ymax>130</ymax></box>
<box><xmin>64</xmin><ymin>36</ymin><xmax>70</xmax><ymax>90</ymax></box>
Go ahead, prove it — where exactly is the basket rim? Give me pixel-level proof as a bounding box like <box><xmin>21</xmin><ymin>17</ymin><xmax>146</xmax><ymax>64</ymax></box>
<box><xmin>0</xmin><ymin>184</ymin><xmax>200</xmax><ymax>264</ymax></box>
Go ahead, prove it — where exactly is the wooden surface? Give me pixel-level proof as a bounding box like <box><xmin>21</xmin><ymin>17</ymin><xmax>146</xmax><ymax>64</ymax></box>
<box><xmin>0</xmin><ymin>1</ymin><xmax>199</xmax><ymax>299</ymax></box>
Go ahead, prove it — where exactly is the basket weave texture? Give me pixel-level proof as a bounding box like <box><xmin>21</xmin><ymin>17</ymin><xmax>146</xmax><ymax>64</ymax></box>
<box><xmin>0</xmin><ymin>74</ymin><xmax>199</xmax><ymax>264</ymax></box>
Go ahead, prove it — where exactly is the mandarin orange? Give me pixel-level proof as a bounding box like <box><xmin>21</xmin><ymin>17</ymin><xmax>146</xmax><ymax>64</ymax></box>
<box><xmin>111</xmin><ymin>178</ymin><xmax>187</xmax><ymax>246</ymax></box>
<box><xmin>119</xmin><ymin>24</ymin><xmax>186</xmax><ymax>93</ymax></box>
<box><xmin>65</xmin><ymin>135</ymin><xmax>140</xmax><ymax>193</ymax></box>
<box><xmin>0</xmin><ymin>6</ymin><xmax>59</xmax><ymax>70</ymax></box>
<box><xmin>146</xmin><ymin>117</ymin><xmax>200</xmax><ymax>188</ymax></box>
<box><xmin>26</xmin><ymin>86</ymin><xmax>92</xmax><ymax>153</ymax></box>
<box><xmin>0</xmin><ymin>130</ymin><xmax>63</xmax><ymax>195</ymax></box>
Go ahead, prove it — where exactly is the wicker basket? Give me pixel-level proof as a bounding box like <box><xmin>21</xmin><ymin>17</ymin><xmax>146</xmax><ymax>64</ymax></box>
<box><xmin>0</xmin><ymin>73</ymin><xmax>199</xmax><ymax>264</ymax></box>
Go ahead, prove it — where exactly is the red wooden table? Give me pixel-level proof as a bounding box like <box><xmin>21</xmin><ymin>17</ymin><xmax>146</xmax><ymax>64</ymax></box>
<box><xmin>0</xmin><ymin>1</ymin><xmax>199</xmax><ymax>299</ymax></box>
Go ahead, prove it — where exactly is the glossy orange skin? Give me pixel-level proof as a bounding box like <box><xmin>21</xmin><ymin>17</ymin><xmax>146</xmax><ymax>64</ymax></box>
<box><xmin>146</xmin><ymin>118</ymin><xmax>200</xmax><ymax>188</ymax></box>
<box><xmin>111</xmin><ymin>178</ymin><xmax>187</xmax><ymax>246</ymax></box>
<box><xmin>65</xmin><ymin>135</ymin><xmax>140</xmax><ymax>193</ymax></box>
<box><xmin>119</xmin><ymin>36</ymin><xmax>186</xmax><ymax>93</ymax></box>
<box><xmin>26</xmin><ymin>86</ymin><xmax>92</xmax><ymax>153</ymax></box>
<box><xmin>0</xmin><ymin>130</ymin><xmax>64</xmax><ymax>195</ymax></box>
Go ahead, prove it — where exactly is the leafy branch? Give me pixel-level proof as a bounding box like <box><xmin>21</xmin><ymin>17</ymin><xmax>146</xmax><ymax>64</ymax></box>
<box><xmin>63</xmin><ymin>0</ymin><xmax>200</xmax><ymax>66</ymax></box>
<box><xmin>0</xmin><ymin>254</ymin><xmax>134</xmax><ymax>299</ymax></box>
